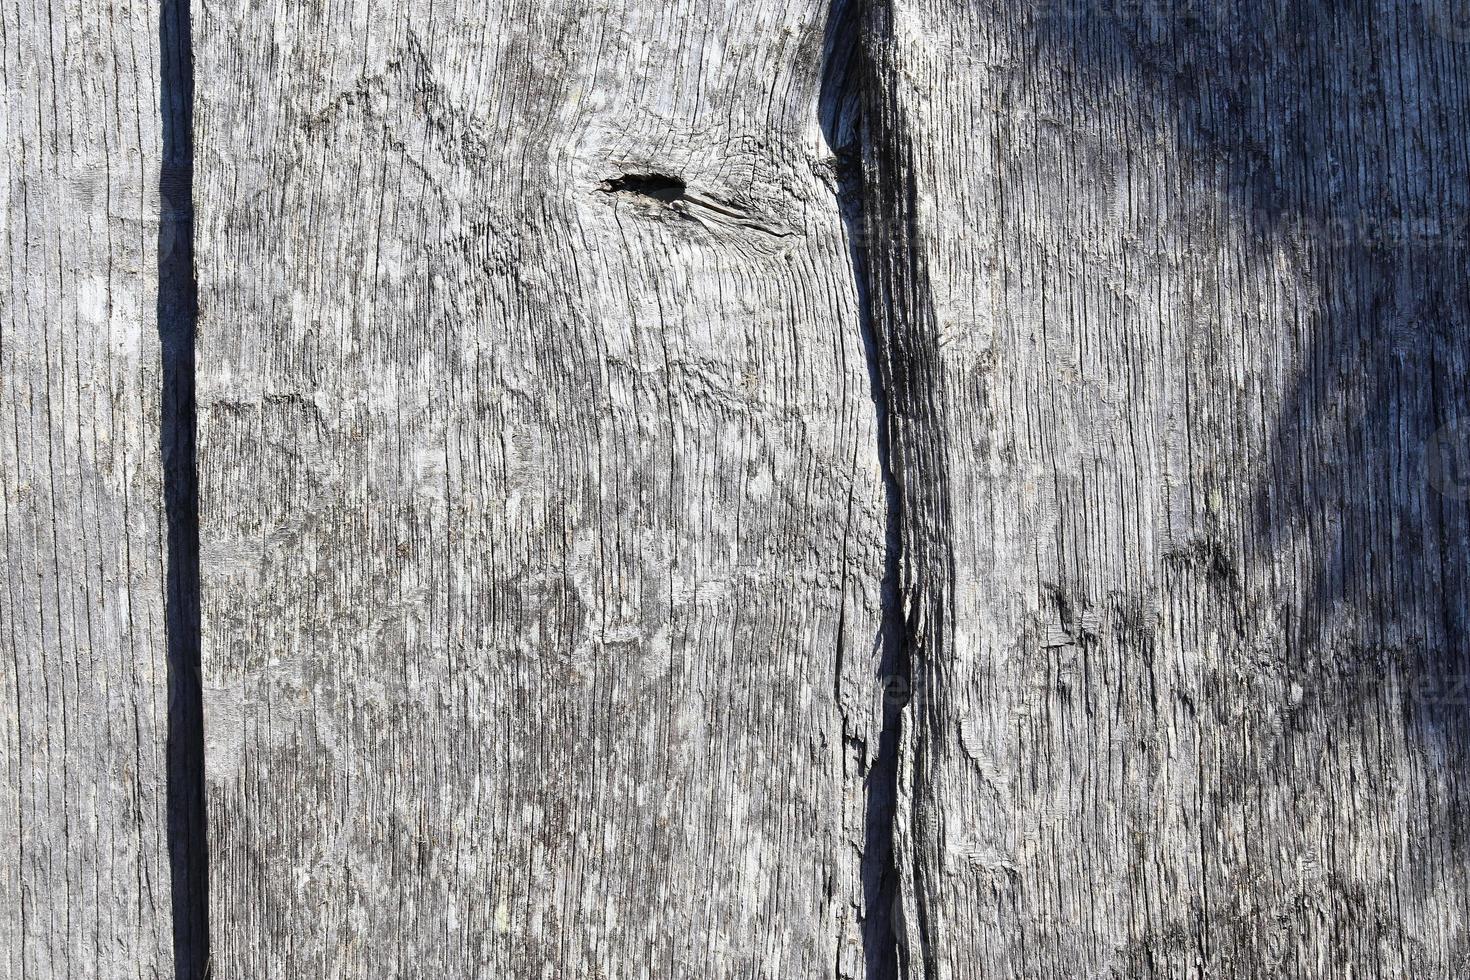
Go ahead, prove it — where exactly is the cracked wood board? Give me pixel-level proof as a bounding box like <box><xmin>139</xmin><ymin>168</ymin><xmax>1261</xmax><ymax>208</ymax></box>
<box><xmin>194</xmin><ymin>0</ymin><xmax>887</xmax><ymax>975</ymax></box>
<box><xmin>1</xmin><ymin>0</ymin><xmax>184</xmax><ymax>976</ymax></box>
<box><xmin>857</xmin><ymin>0</ymin><xmax>1470</xmax><ymax>974</ymax></box>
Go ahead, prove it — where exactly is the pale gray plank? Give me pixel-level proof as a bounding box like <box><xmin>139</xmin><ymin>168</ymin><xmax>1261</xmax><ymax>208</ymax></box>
<box><xmin>1</xmin><ymin>0</ymin><xmax>177</xmax><ymax>975</ymax></box>
<box><xmin>194</xmin><ymin>1</ymin><xmax>888</xmax><ymax>975</ymax></box>
<box><xmin>856</xmin><ymin>0</ymin><xmax>1470</xmax><ymax>974</ymax></box>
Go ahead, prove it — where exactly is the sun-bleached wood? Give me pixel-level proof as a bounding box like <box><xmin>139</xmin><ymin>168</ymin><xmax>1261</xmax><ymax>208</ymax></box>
<box><xmin>1</xmin><ymin>0</ymin><xmax>181</xmax><ymax>976</ymax></box>
<box><xmin>187</xmin><ymin>0</ymin><xmax>1470</xmax><ymax>974</ymax></box>
<box><xmin>856</xmin><ymin>0</ymin><xmax>1470</xmax><ymax>975</ymax></box>
<box><xmin>194</xmin><ymin>1</ymin><xmax>890</xmax><ymax>975</ymax></box>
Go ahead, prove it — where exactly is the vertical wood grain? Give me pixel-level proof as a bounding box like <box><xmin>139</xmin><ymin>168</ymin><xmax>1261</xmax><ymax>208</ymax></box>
<box><xmin>194</xmin><ymin>1</ymin><xmax>889</xmax><ymax>975</ymax></box>
<box><xmin>857</xmin><ymin>0</ymin><xmax>1470</xmax><ymax>974</ymax></box>
<box><xmin>1</xmin><ymin>0</ymin><xmax>176</xmax><ymax>975</ymax></box>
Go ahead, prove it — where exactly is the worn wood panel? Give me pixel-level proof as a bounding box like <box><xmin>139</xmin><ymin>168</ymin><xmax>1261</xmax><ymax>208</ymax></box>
<box><xmin>0</xmin><ymin>0</ymin><xmax>181</xmax><ymax>976</ymax></box>
<box><xmin>195</xmin><ymin>0</ymin><xmax>889</xmax><ymax>975</ymax></box>
<box><xmin>857</xmin><ymin>0</ymin><xmax>1470</xmax><ymax>975</ymax></box>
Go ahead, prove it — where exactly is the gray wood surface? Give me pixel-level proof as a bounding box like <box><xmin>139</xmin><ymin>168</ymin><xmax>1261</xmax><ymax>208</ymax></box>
<box><xmin>9</xmin><ymin>0</ymin><xmax>1467</xmax><ymax>975</ymax></box>
<box><xmin>1</xmin><ymin>0</ymin><xmax>181</xmax><ymax>976</ymax></box>
<box><xmin>194</xmin><ymin>1</ymin><xmax>890</xmax><ymax>975</ymax></box>
<box><xmin>856</xmin><ymin>0</ymin><xmax>1470</xmax><ymax>975</ymax></box>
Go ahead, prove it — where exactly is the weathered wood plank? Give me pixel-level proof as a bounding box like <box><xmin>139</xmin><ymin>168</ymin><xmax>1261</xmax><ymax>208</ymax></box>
<box><xmin>0</xmin><ymin>0</ymin><xmax>181</xmax><ymax>976</ymax></box>
<box><xmin>194</xmin><ymin>1</ymin><xmax>888</xmax><ymax>975</ymax></box>
<box><xmin>856</xmin><ymin>0</ymin><xmax>1470</xmax><ymax>974</ymax></box>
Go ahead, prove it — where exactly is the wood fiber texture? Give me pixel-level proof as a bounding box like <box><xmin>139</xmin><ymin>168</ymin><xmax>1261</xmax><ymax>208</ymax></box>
<box><xmin>1</xmin><ymin>0</ymin><xmax>181</xmax><ymax>976</ymax></box>
<box><xmin>194</xmin><ymin>0</ymin><xmax>889</xmax><ymax>976</ymax></box>
<box><xmin>856</xmin><ymin>0</ymin><xmax>1470</xmax><ymax>975</ymax></box>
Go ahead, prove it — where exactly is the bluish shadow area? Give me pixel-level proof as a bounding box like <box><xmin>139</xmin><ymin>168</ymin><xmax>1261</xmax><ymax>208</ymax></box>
<box><xmin>837</xmin><ymin>0</ymin><xmax>1470</xmax><ymax>967</ymax></box>
<box><xmin>159</xmin><ymin>0</ymin><xmax>208</xmax><ymax>974</ymax></box>
<box><xmin>1022</xmin><ymin>0</ymin><xmax>1470</xmax><ymax>729</ymax></box>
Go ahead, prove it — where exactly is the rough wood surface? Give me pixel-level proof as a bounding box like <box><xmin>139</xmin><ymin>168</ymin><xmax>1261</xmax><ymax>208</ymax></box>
<box><xmin>857</xmin><ymin>0</ymin><xmax>1470</xmax><ymax>975</ymax></box>
<box><xmin>1</xmin><ymin>0</ymin><xmax>181</xmax><ymax>976</ymax></box>
<box><xmin>11</xmin><ymin>0</ymin><xmax>1470</xmax><ymax>973</ymax></box>
<box><xmin>194</xmin><ymin>1</ymin><xmax>891</xmax><ymax>976</ymax></box>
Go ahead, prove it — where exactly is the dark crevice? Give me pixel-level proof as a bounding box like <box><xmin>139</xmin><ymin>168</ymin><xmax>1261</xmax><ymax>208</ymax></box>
<box><xmin>596</xmin><ymin>172</ymin><xmax>689</xmax><ymax>203</ymax></box>
<box><xmin>160</xmin><ymin>0</ymin><xmax>208</xmax><ymax>975</ymax></box>
<box><xmin>821</xmin><ymin>2</ymin><xmax>907</xmax><ymax>977</ymax></box>
<box><xmin>597</xmin><ymin>171</ymin><xmax>798</xmax><ymax>238</ymax></box>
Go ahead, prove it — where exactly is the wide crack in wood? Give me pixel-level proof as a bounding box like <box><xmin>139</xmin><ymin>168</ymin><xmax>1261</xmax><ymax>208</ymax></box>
<box><xmin>160</xmin><ymin>0</ymin><xmax>209</xmax><ymax>975</ymax></box>
<box><xmin>821</xmin><ymin>1</ymin><xmax>907</xmax><ymax>976</ymax></box>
